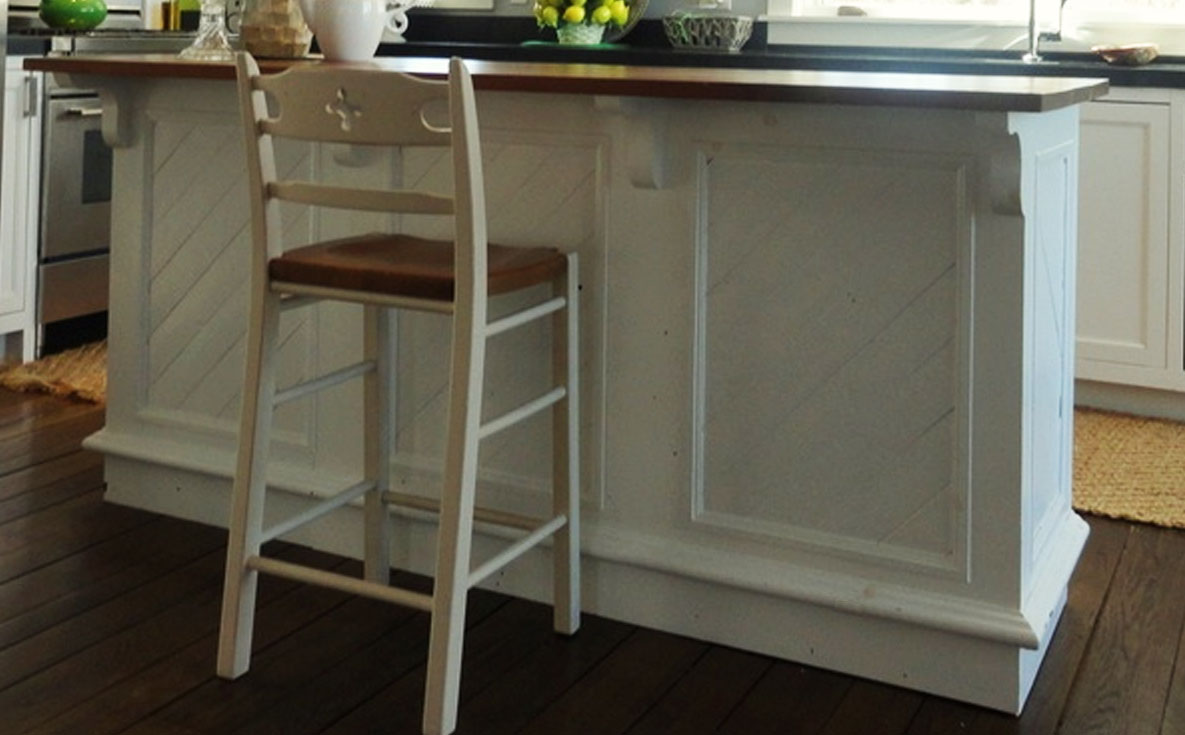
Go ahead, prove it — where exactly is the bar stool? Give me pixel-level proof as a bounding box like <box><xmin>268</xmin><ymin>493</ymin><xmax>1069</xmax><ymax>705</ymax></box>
<box><xmin>217</xmin><ymin>52</ymin><xmax>580</xmax><ymax>735</ymax></box>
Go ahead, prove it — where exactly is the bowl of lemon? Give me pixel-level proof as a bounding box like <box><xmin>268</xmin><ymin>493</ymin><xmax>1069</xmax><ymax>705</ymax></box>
<box><xmin>534</xmin><ymin>0</ymin><xmax>645</xmax><ymax>45</ymax></box>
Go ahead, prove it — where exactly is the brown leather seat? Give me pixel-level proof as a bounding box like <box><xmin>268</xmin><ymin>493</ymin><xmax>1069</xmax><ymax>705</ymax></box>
<box><xmin>270</xmin><ymin>233</ymin><xmax>568</xmax><ymax>302</ymax></box>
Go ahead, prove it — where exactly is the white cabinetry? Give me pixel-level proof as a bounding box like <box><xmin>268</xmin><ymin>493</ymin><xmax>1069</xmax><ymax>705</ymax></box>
<box><xmin>1075</xmin><ymin>88</ymin><xmax>1185</xmax><ymax>415</ymax></box>
<box><xmin>0</xmin><ymin>58</ymin><xmax>41</xmax><ymax>363</ymax></box>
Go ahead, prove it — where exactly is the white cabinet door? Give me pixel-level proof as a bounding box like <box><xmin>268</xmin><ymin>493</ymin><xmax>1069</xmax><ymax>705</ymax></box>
<box><xmin>1076</xmin><ymin>91</ymin><xmax>1181</xmax><ymax>389</ymax></box>
<box><xmin>0</xmin><ymin>58</ymin><xmax>41</xmax><ymax>362</ymax></box>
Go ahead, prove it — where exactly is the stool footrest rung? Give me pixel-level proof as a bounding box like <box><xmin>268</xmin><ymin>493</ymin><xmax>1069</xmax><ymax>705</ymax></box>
<box><xmin>272</xmin><ymin>281</ymin><xmax>455</xmax><ymax>313</ymax></box>
<box><xmin>467</xmin><ymin>514</ymin><xmax>568</xmax><ymax>589</ymax></box>
<box><xmin>479</xmin><ymin>387</ymin><xmax>566</xmax><ymax>439</ymax></box>
<box><xmin>246</xmin><ymin>555</ymin><xmax>435</xmax><ymax>611</ymax></box>
<box><xmin>275</xmin><ymin>360</ymin><xmax>375</xmax><ymax>405</ymax></box>
<box><xmin>260</xmin><ymin>479</ymin><xmax>375</xmax><ymax>543</ymax></box>
<box><xmin>485</xmin><ymin>296</ymin><xmax>566</xmax><ymax>338</ymax></box>
<box><xmin>382</xmin><ymin>490</ymin><xmax>541</xmax><ymax>531</ymax></box>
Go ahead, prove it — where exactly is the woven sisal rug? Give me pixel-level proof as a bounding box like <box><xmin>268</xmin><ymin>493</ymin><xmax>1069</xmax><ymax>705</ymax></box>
<box><xmin>0</xmin><ymin>341</ymin><xmax>107</xmax><ymax>404</ymax></box>
<box><xmin>1074</xmin><ymin>407</ymin><xmax>1185</xmax><ymax>530</ymax></box>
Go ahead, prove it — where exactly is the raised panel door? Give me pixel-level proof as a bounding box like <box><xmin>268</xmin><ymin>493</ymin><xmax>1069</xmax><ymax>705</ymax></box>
<box><xmin>1076</xmin><ymin>98</ymin><xmax>1171</xmax><ymax>376</ymax></box>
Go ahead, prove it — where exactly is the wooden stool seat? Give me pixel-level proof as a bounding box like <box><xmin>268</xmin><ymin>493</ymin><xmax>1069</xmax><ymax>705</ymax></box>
<box><xmin>270</xmin><ymin>233</ymin><xmax>568</xmax><ymax>300</ymax></box>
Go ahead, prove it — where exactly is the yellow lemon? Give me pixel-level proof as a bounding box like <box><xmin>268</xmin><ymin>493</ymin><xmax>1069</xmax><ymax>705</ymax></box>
<box><xmin>591</xmin><ymin>5</ymin><xmax>611</xmax><ymax>24</ymax></box>
<box><xmin>569</xmin><ymin>0</ymin><xmax>587</xmax><ymax>6</ymax></box>
<box><xmin>562</xmin><ymin>5</ymin><xmax>585</xmax><ymax>23</ymax></box>
<box><xmin>609</xmin><ymin>0</ymin><xmax>628</xmax><ymax>24</ymax></box>
<box><xmin>540</xmin><ymin>5</ymin><xmax>559</xmax><ymax>25</ymax></box>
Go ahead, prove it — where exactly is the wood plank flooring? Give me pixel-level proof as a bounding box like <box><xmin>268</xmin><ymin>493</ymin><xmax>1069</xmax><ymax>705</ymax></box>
<box><xmin>1</xmin><ymin>389</ymin><xmax>1183</xmax><ymax>734</ymax></box>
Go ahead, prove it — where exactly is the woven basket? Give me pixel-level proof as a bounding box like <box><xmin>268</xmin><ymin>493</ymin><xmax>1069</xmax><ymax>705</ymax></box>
<box><xmin>662</xmin><ymin>10</ymin><xmax>752</xmax><ymax>52</ymax></box>
<box><xmin>556</xmin><ymin>22</ymin><xmax>605</xmax><ymax>45</ymax></box>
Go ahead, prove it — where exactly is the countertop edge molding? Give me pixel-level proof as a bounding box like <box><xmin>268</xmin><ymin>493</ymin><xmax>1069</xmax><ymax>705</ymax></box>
<box><xmin>23</xmin><ymin>54</ymin><xmax>1110</xmax><ymax>112</ymax></box>
<box><xmin>85</xmin><ymin>426</ymin><xmax>1046</xmax><ymax>650</ymax></box>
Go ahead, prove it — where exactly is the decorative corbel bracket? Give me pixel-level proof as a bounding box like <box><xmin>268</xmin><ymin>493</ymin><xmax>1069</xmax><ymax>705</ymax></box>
<box><xmin>977</xmin><ymin>112</ymin><xmax>1024</xmax><ymax>216</ymax></box>
<box><xmin>89</xmin><ymin>80</ymin><xmax>134</xmax><ymax>149</ymax></box>
<box><xmin>593</xmin><ymin>95</ymin><xmax>672</xmax><ymax>190</ymax></box>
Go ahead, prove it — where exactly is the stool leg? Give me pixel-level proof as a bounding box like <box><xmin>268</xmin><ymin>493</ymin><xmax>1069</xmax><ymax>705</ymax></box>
<box><xmin>423</xmin><ymin>307</ymin><xmax>486</xmax><ymax>735</ymax></box>
<box><xmin>552</xmin><ymin>254</ymin><xmax>581</xmax><ymax>635</ymax></box>
<box><xmin>217</xmin><ymin>289</ymin><xmax>281</xmax><ymax>679</ymax></box>
<box><xmin>364</xmin><ymin>306</ymin><xmax>394</xmax><ymax>585</ymax></box>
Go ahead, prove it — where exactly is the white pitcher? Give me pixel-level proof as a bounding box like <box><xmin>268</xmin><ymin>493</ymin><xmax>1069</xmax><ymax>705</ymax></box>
<box><xmin>299</xmin><ymin>0</ymin><xmax>411</xmax><ymax>61</ymax></box>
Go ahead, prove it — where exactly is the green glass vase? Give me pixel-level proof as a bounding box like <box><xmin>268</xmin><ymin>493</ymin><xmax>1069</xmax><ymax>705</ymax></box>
<box><xmin>39</xmin><ymin>0</ymin><xmax>108</xmax><ymax>31</ymax></box>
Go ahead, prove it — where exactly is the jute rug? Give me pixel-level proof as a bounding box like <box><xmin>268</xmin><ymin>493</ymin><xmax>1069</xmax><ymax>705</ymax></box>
<box><xmin>1074</xmin><ymin>407</ymin><xmax>1185</xmax><ymax>530</ymax></box>
<box><xmin>0</xmin><ymin>341</ymin><xmax>107</xmax><ymax>404</ymax></box>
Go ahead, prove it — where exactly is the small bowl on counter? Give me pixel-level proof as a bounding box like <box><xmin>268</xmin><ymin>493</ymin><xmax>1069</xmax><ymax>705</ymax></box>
<box><xmin>1092</xmin><ymin>42</ymin><xmax>1159</xmax><ymax>66</ymax></box>
<box><xmin>663</xmin><ymin>8</ymin><xmax>753</xmax><ymax>53</ymax></box>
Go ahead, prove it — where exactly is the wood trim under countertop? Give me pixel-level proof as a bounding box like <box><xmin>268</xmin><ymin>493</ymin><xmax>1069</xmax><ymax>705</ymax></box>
<box><xmin>23</xmin><ymin>53</ymin><xmax>1108</xmax><ymax>112</ymax></box>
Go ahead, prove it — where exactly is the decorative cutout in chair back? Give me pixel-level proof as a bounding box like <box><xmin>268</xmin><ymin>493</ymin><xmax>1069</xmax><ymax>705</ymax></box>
<box><xmin>325</xmin><ymin>87</ymin><xmax>363</xmax><ymax>132</ymax></box>
<box><xmin>255</xmin><ymin>65</ymin><xmax>452</xmax><ymax>147</ymax></box>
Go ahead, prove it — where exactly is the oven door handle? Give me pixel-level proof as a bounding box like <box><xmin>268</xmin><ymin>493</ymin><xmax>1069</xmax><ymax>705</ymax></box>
<box><xmin>62</xmin><ymin>106</ymin><xmax>104</xmax><ymax>118</ymax></box>
<box><xmin>24</xmin><ymin>76</ymin><xmax>40</xmax><ymax>118</ymax></box>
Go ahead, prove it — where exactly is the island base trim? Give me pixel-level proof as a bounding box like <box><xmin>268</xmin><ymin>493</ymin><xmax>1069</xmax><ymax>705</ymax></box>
<box><xmin>96</xmin><ymin>443</ymin><xmax>1079</xmax><ymax>713</ymax></box>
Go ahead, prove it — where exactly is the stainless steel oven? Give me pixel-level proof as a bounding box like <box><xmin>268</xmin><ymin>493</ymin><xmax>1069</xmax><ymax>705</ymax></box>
<box><xmin>7</xmin><ymin>16</ymin><xmax>195</xmax><ymax>353</ymax></box>
<box><xmin>36</xmin><ymin>75</ymin><xmax>112</xmax><ymax>352</ymax></box>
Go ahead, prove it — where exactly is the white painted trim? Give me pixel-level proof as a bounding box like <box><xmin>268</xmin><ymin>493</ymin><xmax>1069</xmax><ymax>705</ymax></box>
<box><xmin>1019</xmin><ymin>507</ymin><xmax>1089</xmax><ymax>635</ymax></box>
<box><xmin>91</xmin><ymin>428</ymin><xmax>1043</xmax><ymax>650</ymax></box>
<box><xmin>1076</xmin><ymin>378</ymin><xmax>1185</xmax><ymax>423</ymax></box>
<box><xmin>584</xmin><ymin>522</ymin><xmax>1043</xmax><ymax>649</ymax></box>
<box><xmin>84</xmin><ymin>427</ymin><xmax>338</xmax><ymax>495</ymax></box>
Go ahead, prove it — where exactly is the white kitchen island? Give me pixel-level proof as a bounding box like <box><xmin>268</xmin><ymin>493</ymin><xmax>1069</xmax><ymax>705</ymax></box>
<box><xmin>27</xmin><ymin>53</ymin><xmax>1106</xmax><ymax>714</ymax></box>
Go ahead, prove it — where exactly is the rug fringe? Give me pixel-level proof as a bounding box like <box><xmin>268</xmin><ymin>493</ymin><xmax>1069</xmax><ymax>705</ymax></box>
<box><xmin>0</xmin><ymin>341</ymin><xmax>107</xmax><ymax>404</ymax></box>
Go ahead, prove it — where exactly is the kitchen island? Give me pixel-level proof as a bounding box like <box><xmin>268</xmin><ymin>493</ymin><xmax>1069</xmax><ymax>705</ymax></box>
<box><xmin>26</xmin><ymin>53</ymin><xmax>1106</xmax><ymax>714</ymax></box>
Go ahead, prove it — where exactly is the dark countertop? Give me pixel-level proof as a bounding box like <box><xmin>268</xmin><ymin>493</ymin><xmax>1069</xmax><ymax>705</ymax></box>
<box><xmin>386</xmin><ymin>15</ymin><xmax>1185</xmax><ymax>89</ymax></box>
<box><xmin>23</xmin><ymin>53</ymin><xmax>1107</xmax><ymax>112</ymax></box>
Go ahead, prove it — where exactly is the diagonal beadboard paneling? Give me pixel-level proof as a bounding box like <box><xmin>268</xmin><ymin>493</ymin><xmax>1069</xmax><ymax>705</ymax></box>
<box><xmin>140</xmin><ymin>123</ymin><xmax>605</xmax><ymax>511</ymax></box>
<box><xmin>146</xmin><ymin>120</ymin><xmax>314</xmax><ymax>447</ymax></box>
<box><xmin>693</xmin><ymin>145</ymin><xmax>971</xmax><ymax>573</ymax></box>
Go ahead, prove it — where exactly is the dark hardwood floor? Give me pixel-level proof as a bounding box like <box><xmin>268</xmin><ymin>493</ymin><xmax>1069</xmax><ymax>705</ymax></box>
<box><xmin>1</xmin><ymin>388</ymin><xmax>1184</xmax><ymax>734</ymax></box>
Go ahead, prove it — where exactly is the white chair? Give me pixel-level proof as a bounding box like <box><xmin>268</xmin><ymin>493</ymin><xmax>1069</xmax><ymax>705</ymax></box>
<box><xmin>218</xmin><ymin>52</ymin><xmax>580</xmax><ymax>735</ymax></box>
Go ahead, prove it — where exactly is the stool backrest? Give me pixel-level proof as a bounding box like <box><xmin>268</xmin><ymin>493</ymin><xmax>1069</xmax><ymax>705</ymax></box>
<box><xmin>233</xmin><ymin>53</ymin><xmax>488</xmax><ymax>306</ymax></box>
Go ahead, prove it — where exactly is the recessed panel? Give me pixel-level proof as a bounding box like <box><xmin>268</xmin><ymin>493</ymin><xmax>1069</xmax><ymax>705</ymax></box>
<box><xmin>1030</xmin><ymin>142</ymin><xmax>1075</xmax><ymax>563</ymax></box>
<box><xmin>694</xmin><ymin>145</ymin><xmax>970</xmax><ymax>571</ymax></box>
